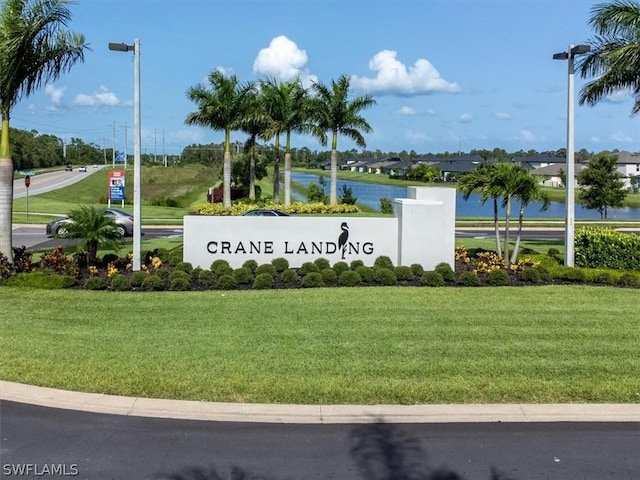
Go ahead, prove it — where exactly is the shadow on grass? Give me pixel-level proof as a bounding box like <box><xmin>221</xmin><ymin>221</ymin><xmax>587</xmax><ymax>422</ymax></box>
<box><xmin>155</xmin><ymin>421</ymin><xmax>517</xmax><ymax>480</ymax></box>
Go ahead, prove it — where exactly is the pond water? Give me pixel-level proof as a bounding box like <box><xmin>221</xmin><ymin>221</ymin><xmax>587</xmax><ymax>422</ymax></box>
<box><xmin>289</xmin><ymin>171</ymin><xmax>640</xmax><ymax>219</ymax></box>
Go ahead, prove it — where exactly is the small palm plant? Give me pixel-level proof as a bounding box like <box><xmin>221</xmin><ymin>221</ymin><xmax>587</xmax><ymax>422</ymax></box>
<box><xmin>56</xmin><ymin>205</ymin><xmax>124</xmax><ymax>266</ymax></box>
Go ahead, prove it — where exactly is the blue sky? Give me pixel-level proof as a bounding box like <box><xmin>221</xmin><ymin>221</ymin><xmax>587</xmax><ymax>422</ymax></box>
<box><xmin>10</xmin><ymin>0</ymin><xmax>640</xmax><ymax>157</ymax></box>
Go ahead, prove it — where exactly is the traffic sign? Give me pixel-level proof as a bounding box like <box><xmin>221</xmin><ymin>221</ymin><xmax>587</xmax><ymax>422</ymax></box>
<box><xmin>24</xmin><ymin>175</ymin><xmax>30</xmax><ymax>188</ymax></box>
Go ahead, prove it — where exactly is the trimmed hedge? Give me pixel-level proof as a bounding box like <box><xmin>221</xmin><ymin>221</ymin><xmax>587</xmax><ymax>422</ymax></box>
<box><xmin>575</xmin><ymin>227</ymin><xmax>640</xmax><ymax>270</ymax></box>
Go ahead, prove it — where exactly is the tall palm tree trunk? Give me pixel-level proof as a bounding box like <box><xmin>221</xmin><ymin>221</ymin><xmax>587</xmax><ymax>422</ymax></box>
<box><xmin>272</xmin><ymin>135</ymin><xmax>281</xmax><ymax>203</ymax></box>
<box><xmin>503</xmin><ymin>196</ymin><xmax>512</xmax><ymax>267</ymax></box>
<box><xmin>223</xmin><ymin>150</ymin><xmax>231</xmax><ymax>207</ymax></box>
<box><xmin>284</xmin><ymin>151</ymin><xmax>291</xmax><ymax>206</ymax></box>
<box><xmin>249</xmin><ymin>143</ymin><xmax>256</xmax><ymax>202</ymax></box>
<box><xmin>0</xmin><ymin>156</ymin><xmax>13</xmax><ymax>261</ymax></box>
<box><xmin>492</xmin><ymin>197</ymin><xmax>502</xmax><ymax>258</ymax></box>
<box><xmin>511</xmin><ymin>204</ymin><xmax>525</xmax><ymax>264</ymax></box>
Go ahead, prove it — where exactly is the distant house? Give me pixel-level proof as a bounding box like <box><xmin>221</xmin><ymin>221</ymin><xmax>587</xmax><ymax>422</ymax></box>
<box><xmin>530</xmin><ymin>163</ymin><xmax>586</xmax><ymax>188</ymax></box>
<box><xmin>615</xmin><ymin>152</ymin><xmax>640</xmax><ymax>189</ymax></box>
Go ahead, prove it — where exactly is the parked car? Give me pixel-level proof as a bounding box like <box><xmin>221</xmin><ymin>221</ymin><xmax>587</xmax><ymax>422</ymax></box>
<box><xmin>46</xmin><ymin>208</ymin><xmax>134</xmax><ymax>237</ymax></box>
<box><xmin>64</xmin><ymin>164</ymin><xmax>73</xmax><ymax>171</ymax></box>
<box><xmin>241</xmin><ymin>208</ymin><xmax>290</xmax><ymax>217</ymax></box>
<box><xmin>78</xmin><ymin>166</ymin><xmax>87</xmax><ymax>172</ymax></box>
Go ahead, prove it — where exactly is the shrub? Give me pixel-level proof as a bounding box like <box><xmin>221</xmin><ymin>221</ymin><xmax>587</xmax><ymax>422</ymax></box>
<box><xmin>421</xmin><ymin>271</ymin><xmax>444</xmax><ymax>287</ymax></box>
<box><xmin>332</xmin><ymin>261</ymin><xmax>350</xmax><ymax>277</ymax></box>
<box><xmin>518</xmin><ymin>267</ymin><xmax>541</xmax><ymax>284</ymax></box>
<box><xmin>394</xmin><ymin>265</ymin><xmax>415</xmax><ymax>281</ymax></box>
<box><xmin>592</xmin><ymin>270</ymin><xmax>616</xmax><ymax>285</ymax></box>
<box><xmin>242</xmin><ymin>259</ymin><xmax>258</xmax><ymax>273</ymax></box>
<box><xmin>355</xmin><ymin>266</ymin><xmax>375</xmax><ymax>282</ymax></box>
<box><xmin>4</xmin><ymin>272</ymin><xmax>73</xmax><ymax>289</ymax></box>
<box><xmin>281</xmin><ymin>268</ymin><xmax>299</xmax><ymax>284</ymax></box>
<box><xmin>314</xmin><ymin>257</ymin><xmax>331</xmax><ymax>270</ymax></box>
<box><xmin>253</xmin><ymin>273</ymin><xmax>274</xmax><ymax>290</ymax></box>
<box><xmin>40</xmin><ymin>246</ymin><xmax>78</xmax><ymax>276</ymax></box>
<box><xmin>339</xmin><ymin>270</ymin><xmax>361</xmax><ymax>287</ymax></box>
<box><xmin>130</xmin><ymin>271</ymin><xmax>148</xmax><ymax>288</ymax></box>
<box><xmin>233</xmin><ymin>267</ymin><xmax>253</xmax><ymax>284</ymax></box>
<box><xmin>301</xmin><ymin>272</ymin><xmax>324</xmax><ymax>288</ymax></box>
<box><xmin>618</xmin><ymin>272</ymin><xmax>640</xmax><ymax>287</ymax></box>
<box><xmin>84</xmin><ymin>276</ymin><xmax>106</xmax><ymax>290</ymax></box>
<box><xmin>256</xmin><ymin>263</ymin><xmax>277</xmax><ymax>278</ymax></box>
<box><xmin>374</xmin><ymin>255</ymin><xmax>394</xmax><ymax>270</ymax></box>
<box><xmin>374</xmin><ymin>267</ymin><xmax>397</xmax><ymax>286</ymax></box>
<box><xmin>434</xmin><ymin>262</ymin><xmax>455</xmax><ymax>282</ymax></box>
<box><xmin>458</xmin><ymin>271</ymin><xmax>480</xmax><ymax>287</ymax></box>
<box><xmin>167</xmin><ymin>249</ymin><xmax>183</xmax><ymax>266</ymax></box>
<box><xmin>142</xmin><ymin>275</ymin><xmax>164</xmax><ymax>291</ymax></box>
<box><xmin>170</xmin><ymin>277</ymin><xmax>192</xmax><ymax>291</ymax></box>
<box><xmin>350</xmin><ymin>259</ymin><xmax>364</xmax><ymax>270</ymax></box>
<box><xmin>12</xmin><ymin>246</ymin><xmax>34</xmax><ymax>273</ymax></box>
<box><xmin>175</xmin><ymin>261</ymin><xmax>193</xmax><ymax>274</ymax></box>
<box><xmin>216</xmin><ymin>274</ymin><xmax>238</xmax><ymax>290</ymax></box>
<box><xmin>271</xmin><ymin>257</ymin><xmax>289</xmax><ymax>272</ymax></box>
<box><xmin>534</xmin><ymin>265</ymin><xmax>552</xmax><ymax>282</ymax></box>
<box><xmin>575</xmin><ymin>226</ymin><xmax>640</xmax><ymax>270</ymax></box>
<box><xmin>102</xmin><ymin>253</ymin><xmax>120</xmax><ymax>266</ymax></box>
<box><xmin>379</xmin><ymin>197</ymin><xmax>393</xmax><ymax>214</ymax></box>
<box><xmin>191</xmin><ymin>267</ymin><xmax>203</xmax><ymax>278</ymax></box>
<box><xmin>157</xmin><ymin>268</ymin><xmax>171</xmax><ymax>281</ymax></box>
<box><xmin>556</xmin><ymin>267</ymin><xmax>586</xmax><ymax>283</ymax></box>
<box><xmin>299</xmin><ymin>262</ymin><xmax>320</xmax><ymax>275</ymax></box>
<box><xmin>0</xmin><ymin>251</ymin><xmax>15</xmax><ymax>280</ymax></box>
<box><xmin>109</xmin><ymin>274</ymin><xmax>130</xmax><ymax>291</ymax></box>
<box><xmin>547</xmin><ymin>248</ymin><xmax>563</xmax><ymax>265</ymax></box>
<box><xmin>169</xmin><ymin>270</ymin><xmax>191</xmax><ymax>284</ymax></box>
<box><xmin>487</xmin><ymin>269</ymin><xmax>510</xmax><ymax>286</ymax></box>
<box><xmin>211</xmin><ymin>259</ymin><xmax>232</xmax><ymax>276</ymax></box>
<box><xmin>320</xmin><ymin>268</ymin><xmax>338</xmax><ymax>283</ymax></box>
<box><xmin>410</xmin><ymin>264</ymin><xmax>424</xmax><ymax>277</ymax></box>
<box><xmin>198</xmin><ymin>269</ymin><xmax>216</xmax><ymax>288</ymax></box>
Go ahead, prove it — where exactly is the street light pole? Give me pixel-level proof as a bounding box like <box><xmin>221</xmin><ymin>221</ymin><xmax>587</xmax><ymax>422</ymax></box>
<box><xmin>109</xmin><ymin>39</ymin><xmax>142</xmax><ymax>271</ymax></box>
<box><xmin>553</xmin><ymin>44</ymin><xmax>590</xmax><ymax>267</ymax></box>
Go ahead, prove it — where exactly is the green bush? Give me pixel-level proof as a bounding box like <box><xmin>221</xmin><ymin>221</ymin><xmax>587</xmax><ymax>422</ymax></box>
<box><xmin>130</xmin><ymin>271</ymin><xmax>148</xmax><ymax>288</ymax></box>
<box><xmin>167</xmin><ymin>249</ymin><xmax>183</xmax><ymax>266</ymax></box>
<box><xmin>233</xmin><ymin>267</ymin><xmax>253</xmax><ymax>284</ymax></box>
<box><xmin>281</xmin><ymin>268</ymin><xmax>299</xmax><ymax>284</ymax></box>
<box><xmin>332</xmin><ymin>261</ymin><xmax>350</xmax><ymax>277</ymax></box>
<box><xmin>379</xmin><ymin>197</ymin><xmax>393</xmax><ymax>214</ymax></box>
<box><xmin>84</xmin><ymin>276</ymin><xmax>106</xmax><ymax>290</ymax></box>
<box><xmin>4</xmin><ymin>272</ymin><xmax>75</xmax><ymax>289</ymax></box>
<box><xmin>458</xmin><ymin>271</ymin><xmax>480</xmax><ymax>287</ymax></box>
<box><xmin>142</xmin><ymin>275</ymin><xmax>164</xmax><ymax>291</ymax></box>
<box><xmin>339</xmin><ymin>270</ymin><xmax>361</xmax><ymax>287</ymax></box>
<box><xmin>242</xmin><ymin>259</ymin><xmax>258</xmax><ymax>273</ymax></box>
<box><xmin>350</xmin><ymin>259</ymin><xmax>364</xmax><ymax>270</ymax></box>
<box><xmin>156</xmin><ymin>268</ymin><xmax>171</xmax><ymax>281</ymax></box>
<box><xmin>394</xmin><ymin>265</ymin><xmax>415</xmax><ymax>281</ymax></box>
<box><xmin>575</xmin><ymin>227</ymin><xmax>640</xmax><ymax>270</ymax></box>
<box><xmin>109</xmin><ymin>274</ymin><xmax>130</xmax><ymax>291</ymax></box>
<box><xmin>355</xmin><ymin>266</ymin><xmax>374</xmax><ymax>282</ymax></box>
<box><xmin>434</xmin><ymin>262</ymin><xmax>455</xmax><ymax>282</ymax></box>
<box><xmin>555</xmin><ymin>267</ymin><xmax>587</xmax><ymax>283</ymax></box>
<box><xmin>271</xmin><ymin>257</ymin><xmax>289</xmax><ymax>272</ymax></box>
<box><xmin>487</xmin><ymin>269</ymin><xmax>510</xmax><ymax>286</ymax></box>
<box><xmin>170</xmin><ymin>277</ymin><xmax>191</xmax><ymax>291</ymax></box>
<box><xmin>547</xmin><ymin>248</ymin><xmax>563</xmax><ymax>265</ymax></box>
<box><xmin>618</xmin><ymin>272</ymin><xmax>640</xmax><ymax>287</ymax></box>
<box><xmin>191</xmin><ymin>267</ymin><xmax>203</xmax><ymax>279</ymax></box>
<box><xmin>169</xmin><ymin>270</ymin><xmax>191</xmax><ymax>283</ymax></box>
<box><xmin>253</xmin><ymin>273</ymin><xmax>274</xmax><ymax>290</ymax></box>
<box><xmin>174</xmin><ymin>261</ymin><xmax>193</xmax><ymax>274</ymax></box>
<box><xmin>518</xmin><ymin>267</ymin><xmax>541</xmax><ymax>284</ymax></box>
<box><xmin>421</xmin><ymin>271</ymin><xmax>444</xmax><ymax>287</ymax></box>
<box><xmin>534</xmin><ymin>265</ymin><xmax>552</xmax><ymax>282</ymax></box>
<box><xmin>374</xmin><ymin>267</ymin><xmax>397</xmax><ymax>286</ymax></box>
<box><xmin>374</xmin><ymin>256</ymin><xmax>394</xmax><ymax>270</ymax></box>
<box><xmin>320</xmin><ymin>268</ymin><xmax>338</xmax><ymax>283</ymax></box>
<box><xmin>314</xmin><ymin>257</ymin><xmax>331</xmax><ymax>270</ymax></box>
<box><xmin>216</xmin><ymin>274</ymin><xmax>238</xmax><ymax>290</ymax></box>
<box><xmin>211</xmin><ymin>259</ymin><xmax>232</xmax><ymax>276</ymax></box>
<box><xmin>256</xmin><ymin>263</ymin><xmax>277</xmax><ymax>278</ymax></box>
<box><xmin>301</xmin><ymin>272</ymin><xmax>324</xmax><ymax>288</ymax></box>
<box><xmin>198</xmin><ymin>269</ymin><xmax>216</xmax><ymax>288</ymax></box>
<box><xmin>591</xmin><ymin>270</ymin><xmax>616</xmax><ymax>285</ymax></box>
<box><xmin>299</xmin><ymin>262</ymin><xmax>320</xmax><ymax>275</ymax></box>
<box><xmin>410</xmin><ymin>264</ymin><xmax>424</xmax><ymax>277</ymax></box>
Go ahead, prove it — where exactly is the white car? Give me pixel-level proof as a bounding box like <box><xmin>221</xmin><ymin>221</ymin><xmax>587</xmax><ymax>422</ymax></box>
<box><xmin>78</xmin><ymin>166</ymin><xmax>87</xmax><ymax>172</ymax></box>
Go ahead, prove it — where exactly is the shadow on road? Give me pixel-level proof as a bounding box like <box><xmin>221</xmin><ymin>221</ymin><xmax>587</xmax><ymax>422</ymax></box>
<box><xmin>156</xmin><ymin>421</ymin><xmax>517</xmax><ymax>480</ymax></box>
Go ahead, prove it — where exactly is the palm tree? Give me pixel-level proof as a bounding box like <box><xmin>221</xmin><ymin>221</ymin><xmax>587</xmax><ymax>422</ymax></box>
<box><xmin>577</xmin><ymin>1</ymin><xmax>640</xmax><ymax>113</ymax></box>
<box><xmin>57</xmin><ymin>206</ymin><xmax>124</xmax><ymax>266</ymax></box>
<box><xmin>238</xmin><ymin>88</ymin><xmax>269</xmax><ymax>201</ymax></box>
<box><xmin>309</xmin><ymin>75</ymin><xmax>376</xmax><ymax>205</ymax></box>
<box><xmin>0</xmin><ymin>0</ymin><xmax>88</xmax><ymax>262</ymax></box>
<box><xmin>185</xmin><ymin>71</ymin><xmax>252</xmax><ymax>207</ymax></box>
<box><xmin>510</xmin><ymin>174</ymin><xmax>550</xmax><ymax>264</ymax></box>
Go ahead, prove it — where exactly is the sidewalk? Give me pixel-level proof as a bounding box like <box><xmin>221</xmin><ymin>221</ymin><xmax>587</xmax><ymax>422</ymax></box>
<box><xmin>2</xmin><ymin>381</ymin><xmax>638</xmax><ymax>424</ymax></box>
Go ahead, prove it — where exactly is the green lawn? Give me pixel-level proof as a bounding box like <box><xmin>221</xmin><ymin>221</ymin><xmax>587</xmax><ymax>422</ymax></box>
<box><xmin>1</xmin><ymin>286</ymin><xmax>637</xmax><ymax>404</ymax></box>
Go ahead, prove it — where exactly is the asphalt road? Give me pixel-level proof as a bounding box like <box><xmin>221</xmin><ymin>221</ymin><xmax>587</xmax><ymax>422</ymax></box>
<box><xmin>1</xmin><ymin>401</ymin><xmax>638</xmax><ymax>480</ymax></box>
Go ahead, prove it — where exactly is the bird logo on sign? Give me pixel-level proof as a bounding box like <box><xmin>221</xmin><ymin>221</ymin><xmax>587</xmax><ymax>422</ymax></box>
<box><xmin>338</xmin><ymin>222</ymin><xmax>349</xmax><ymax>259</ymax></box>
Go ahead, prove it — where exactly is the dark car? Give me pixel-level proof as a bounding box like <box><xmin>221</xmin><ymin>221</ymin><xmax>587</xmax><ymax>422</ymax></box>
<box><xmin>64</xmin><ymin>164</ymin><xmax>73</xmax><ymax>171</ymax></box>
<box><xmin>241</xmin><ymin>208</ymin><xmax>290</xmax><ymax>217</ymax></box>
<box><xmin>46</xmin><ymin>208</ymin><xmax>134</xmax><ymax>237</ymax></box>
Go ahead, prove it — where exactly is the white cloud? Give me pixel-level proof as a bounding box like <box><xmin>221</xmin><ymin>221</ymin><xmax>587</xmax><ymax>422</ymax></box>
<box><xmin>45</xmin><ymin>84</ymin><xmax>65</xmax><ymax>105</ymax></box>
<box><xmin>253</xmin><ymin>35</ymin><xmax>317</xmax><ymax>85</ymax></box>
<box><xmin>514</xmin><ymin>129</ymin><xmax>542</xmax><ymax>142</ymax></box>
<box><xmin>405</xmin><ymin>130</ymin><xmax>429</xmax><ymax>142</ymax></box>
<box><xmin>350</xmin><ymin>50</ymin><xmax>460</xmax><ymax>96</ymax></box>
<box><xmin>590</xmin><ymin>135</ymin><xmax>601</xmax><ymax>143</ymax></box>
<box><xmin>605</xmin><ymin>90</ymin><xmax>631</xmax><ymax>104</ymax></box>
<box><xmin>459</xmin><ymin>113</ymin><xmax>473</xmax><ymax>123</ymax></box>
<box><xmin>495</xmin><ymin>112</ymin><xmax>510</xmax><ymax>120</ymax></box>
<box><xmin>398</xmin><ymin>106</ymin><xmax>416</xmax><ymax>115</ymax></box>
<box><xmin>611</xmin><ymin>131</ymin><xmax>633</xmax><ymax>142</ymax></box>
<box><xmin>74</xmin><ymin>86</ymin><xmax>120</xmax><ymax>107</ymax></box>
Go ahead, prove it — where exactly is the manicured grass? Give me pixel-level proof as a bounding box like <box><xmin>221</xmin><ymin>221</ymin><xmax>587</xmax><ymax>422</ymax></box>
<box><xmin>1</xmin><ymin>286</ymin><xmax>637</xmax><ymax>404</ymax></box>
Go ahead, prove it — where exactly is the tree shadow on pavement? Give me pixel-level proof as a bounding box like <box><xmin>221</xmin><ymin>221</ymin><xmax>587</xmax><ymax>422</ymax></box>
<box><xmin>156</xmin><ymin>421</ymin><xmax>517</xmax><ymax>480</ymax></box>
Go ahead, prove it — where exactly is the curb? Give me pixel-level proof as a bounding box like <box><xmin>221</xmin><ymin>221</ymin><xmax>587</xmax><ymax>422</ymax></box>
<box><xmin>2</xmin><ymin>381</ymin><xmax>639</xmax><ymax>424</ymax></box>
